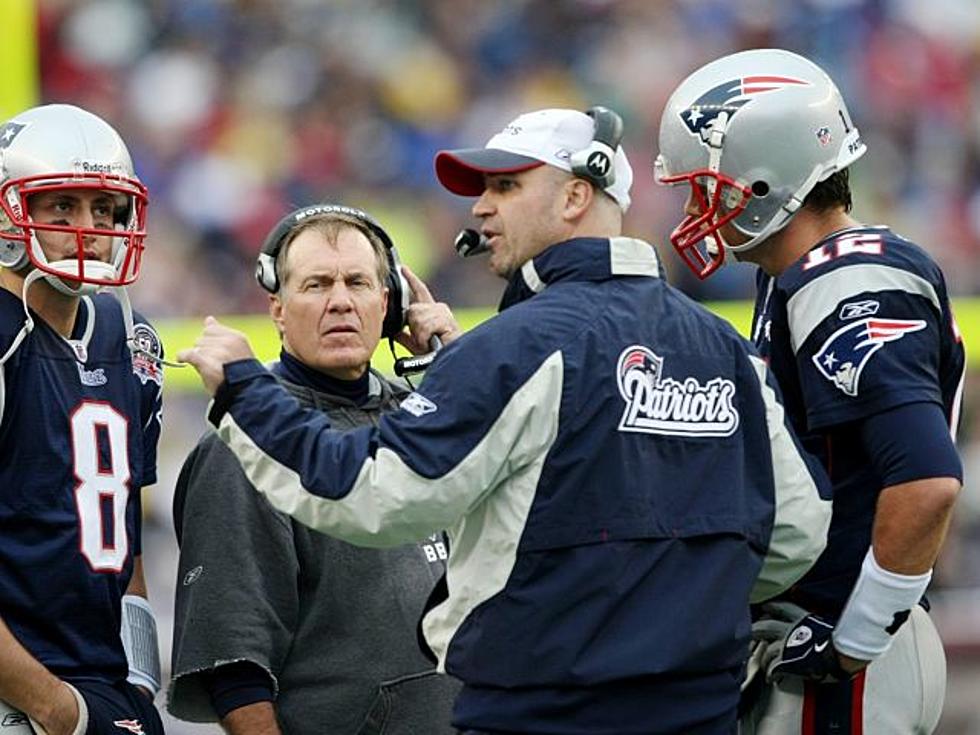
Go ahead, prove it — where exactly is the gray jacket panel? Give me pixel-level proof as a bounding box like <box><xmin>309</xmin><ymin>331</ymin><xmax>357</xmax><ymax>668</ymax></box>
<box><xmin>167</xmin><ymin>369</ymin><xmax>459</xmax><ymax>734</ymax></box>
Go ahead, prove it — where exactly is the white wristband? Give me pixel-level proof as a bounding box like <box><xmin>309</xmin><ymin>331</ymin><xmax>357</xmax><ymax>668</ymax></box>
<box><xmin>120</xmin><ymin>594</ymin><xmax>162</xmax><ymax>697</ymax></box>
<box><xmin>833</xmin><ymin>548</ymin><xmax>931</xmax><ymax>660</ymax></box>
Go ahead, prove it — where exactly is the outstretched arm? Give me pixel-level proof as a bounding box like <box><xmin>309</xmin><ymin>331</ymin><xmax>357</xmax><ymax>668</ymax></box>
<box><xmin>178</xmin><ymin>316</ymin><xmax>559</xmax><ymax>547</ymax></box>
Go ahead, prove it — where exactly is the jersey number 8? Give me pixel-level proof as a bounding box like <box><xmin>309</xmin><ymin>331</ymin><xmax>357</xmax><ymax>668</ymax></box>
<box><xmin>70</xmin><ymin>401</ymin><xmax>131</xmax><ymax>573</ymax></box>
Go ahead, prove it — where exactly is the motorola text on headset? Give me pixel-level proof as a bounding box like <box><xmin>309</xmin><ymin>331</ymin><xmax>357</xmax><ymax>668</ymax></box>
<box><xmin>454</xmin><ymin>106</ymin><xmax>625</xmax><ymax>259</ymax></box>
<box><xmin>255</xmin><ymin>203</ymin><xmax>441</xmax><ymax>377</ymax></box>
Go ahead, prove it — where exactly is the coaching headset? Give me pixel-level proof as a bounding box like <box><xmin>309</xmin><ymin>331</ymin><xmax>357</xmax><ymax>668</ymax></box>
<box><xmin>255</xmin><ymin>203</ymin><xmax>411</xmax><ymax>341</ymax></box>
<box><xmin>569</xmin><ymin>105</ymin><xmax>624</xmax><ymax>191</ymax></box>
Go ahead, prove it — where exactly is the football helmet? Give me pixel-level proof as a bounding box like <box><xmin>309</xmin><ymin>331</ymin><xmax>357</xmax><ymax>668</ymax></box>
<box><xmin>655</xmin><ymin>49</ymin><xmax>866</xmax><ymax>279</ymax></box>
<box><xmin>0</xmin><ymin>104</ymin><xmax>148</xmax><ymax>296</ymax></box>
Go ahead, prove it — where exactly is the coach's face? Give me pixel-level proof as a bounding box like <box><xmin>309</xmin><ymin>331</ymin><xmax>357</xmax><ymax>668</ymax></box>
<box><xmin>472</xmin><ymin>166</ymin><xmax>570</xmax><ymax>279</ymax></box>
<box><xmin>270</xmin><ymin>226</ymin><xmax>388</xmax><ymax>380</ymax></box>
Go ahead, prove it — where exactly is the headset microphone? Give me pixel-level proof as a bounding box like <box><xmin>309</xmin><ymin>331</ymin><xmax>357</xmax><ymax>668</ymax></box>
<box><xmin>454</xmin><ymin>228</ymin><xmax>490</xmax><ymax>258</ymax></box>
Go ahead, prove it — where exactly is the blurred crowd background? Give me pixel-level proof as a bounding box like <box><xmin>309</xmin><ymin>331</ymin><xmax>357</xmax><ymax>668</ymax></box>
<box><xmin>24</xmin><ymin>0</ymin><xmax>980</xmax><ymax>731</ymax></box>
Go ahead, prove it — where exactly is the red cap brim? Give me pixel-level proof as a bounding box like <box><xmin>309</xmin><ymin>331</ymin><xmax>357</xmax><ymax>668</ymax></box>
<box><xmin>434</xmin><ymin>149</ymin><xmax>543</xmax><ymax>196</ymax></box>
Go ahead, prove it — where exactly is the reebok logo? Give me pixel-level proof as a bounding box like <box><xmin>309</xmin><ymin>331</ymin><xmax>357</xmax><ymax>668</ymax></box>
<box><xmin>401</xmin><ymin>392</ymin><xmax>437</xmax><ymax>417</ymax></box>
<box><xmin>182</xmin><ymin>565</ymin><xmax>203</xmax><ymax>586</ymax></box>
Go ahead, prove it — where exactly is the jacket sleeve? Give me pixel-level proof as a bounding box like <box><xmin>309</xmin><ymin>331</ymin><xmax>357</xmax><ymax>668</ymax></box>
<box><xmin>167</xmin><ymin>433</ymin><xmax>297</xmax><ymax>722</ymax></box>
<box><xmin>211</xmin><ymin>344</ymin><xmax>565</xmax><ymax>547</ymax></box>
<box><xmin>747</xmin><ymin>355</ymin><xmax>833</xmax><ymax>603</ymax></box>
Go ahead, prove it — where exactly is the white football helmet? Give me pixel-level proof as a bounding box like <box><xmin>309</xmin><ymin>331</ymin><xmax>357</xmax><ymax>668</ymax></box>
<box><xmin>655</xmin><ymin>49</ymin><xmax>866</xmax><ymax>279</ymax></box>
<box><xmin>0</xmin><ymin>104</ymin><xmax>148</xmax><ymax>295</ymax></box>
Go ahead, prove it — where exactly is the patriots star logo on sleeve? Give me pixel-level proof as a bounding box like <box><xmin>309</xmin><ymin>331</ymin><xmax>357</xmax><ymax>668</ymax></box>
<box><xmin>113</xmin><ymin>720</ymin><xmax>145</xmax><ymax>734</ymax></box>
<box><xmin>812</xmin><ymin>318</ymin><xmax>926</xmax><ymax>396</ymax></box>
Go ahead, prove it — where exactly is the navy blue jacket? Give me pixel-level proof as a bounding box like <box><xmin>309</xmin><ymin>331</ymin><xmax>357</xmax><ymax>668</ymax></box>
<box><xmin>211</xmin><ymin>237</ymin><xmax>830</xmax><ymax>734</ymax></box>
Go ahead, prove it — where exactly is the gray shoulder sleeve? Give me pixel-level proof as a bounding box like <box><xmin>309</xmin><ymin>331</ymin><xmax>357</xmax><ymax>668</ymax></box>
<box><xmin>166</xmin><ymin>433</ymin><xmax>297</xmax><ymax>722</ymax></box>
<box><xmin>748</xmin><ymin>356</ymin><xmax>832</xmax><ymax>603</ymax></box>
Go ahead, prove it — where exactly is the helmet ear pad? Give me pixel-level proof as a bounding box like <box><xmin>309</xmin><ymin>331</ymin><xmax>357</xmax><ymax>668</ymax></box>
<box><xmin>255</xmin><ymin>204</ymin><xmax>410</xmax><ymax>340</ymax></box>
<box><xmin>0</xmin><ymin>236</ymin><xmax>28</xmax><ymax>272</ymax></box>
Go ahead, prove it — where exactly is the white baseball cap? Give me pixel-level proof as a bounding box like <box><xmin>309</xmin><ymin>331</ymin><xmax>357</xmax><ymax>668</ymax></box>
<box><xmin>435</xmin><ymin>108</ymin><xmax>633</xmax><ymax>212</ymax></box>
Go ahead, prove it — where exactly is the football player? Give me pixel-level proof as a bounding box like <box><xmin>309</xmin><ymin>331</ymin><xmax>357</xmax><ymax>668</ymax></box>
<box><xmin>0</xmin><ymin>105</ymin><xmax>164</xmax><ymax>734</ymax></box>
<box><xmin>656</xmin><ymin>49</ymin><xmax>964</xmax><ymax>733</ymax></box>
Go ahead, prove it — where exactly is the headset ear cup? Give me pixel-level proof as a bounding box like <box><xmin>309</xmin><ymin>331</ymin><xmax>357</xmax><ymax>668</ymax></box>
<box><xmin>569</xmin><ymin>142</ymin><xmax>616</xmax><ymax>188</ymax></box>
<box><xmin>382</xmin><ymin>244</ymin><xmax>410</xmax><ymax>339</ymax></box>
<box><xmin>256</xmin><ymin>213</ymin><xmax>298</xmax><ymax>293</ymax></box>
<box><xmin>569</xmin><ymin>106</ymin><xmax>625</xmax><ymax>190</ymax></box>
<box><xmin>255</xmin><ymin>252</ymin><xmax>278</xmax><ymax>293</ymax></box>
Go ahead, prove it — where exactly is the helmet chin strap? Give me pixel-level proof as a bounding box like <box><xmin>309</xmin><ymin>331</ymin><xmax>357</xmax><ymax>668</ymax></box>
<box><xmin>42</xmin><ymin>259</ymin><xmax>115</xmax><ymax>296</ymax></box>
<box><xmin>29</xmin><ymin>231</ymin><xmax>183</xmax><ymax>368</ymax></box>
<box><xmin>702</xmin><ymin>113</ymin><xmax>732</xmax><ymax>264</ymax></box>
<box><xmin>0</xmin><ymin>268</ymin><xmax>44</xmax><ymax>366</ymax></box>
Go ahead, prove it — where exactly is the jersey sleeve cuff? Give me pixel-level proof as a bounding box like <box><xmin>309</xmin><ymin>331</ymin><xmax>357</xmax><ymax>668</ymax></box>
<box><xmin>202</xmin><ymin>660</ymin><xmax>276</xmax><ymax>720</ymax></box>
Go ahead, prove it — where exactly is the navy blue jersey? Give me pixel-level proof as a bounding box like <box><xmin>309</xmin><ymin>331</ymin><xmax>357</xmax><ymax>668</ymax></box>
<box><xmin>751</xmin><ymin>226</ymin><xmax>966</xmax><ymax>614</ymax></box>
<box><xmin>0</xmin><ymin>289</ymin><xmax>163</xmax><ymax>683</ymax></box>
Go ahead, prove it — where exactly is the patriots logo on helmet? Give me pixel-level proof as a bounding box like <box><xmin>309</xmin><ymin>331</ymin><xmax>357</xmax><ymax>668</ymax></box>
<box><xmin>0</xmin><ymin>122</ymin><xmax>26</xmax><ymax>150</ymax></box>
<box><xmin>812</xmin><ymin>318</ymin><xmax>927</xmax><ymax>397</ymax></box>
<box><xmin>680</xmin><ymin>76</ymin><xmax>810</xmax><ymax>142</ymax></box>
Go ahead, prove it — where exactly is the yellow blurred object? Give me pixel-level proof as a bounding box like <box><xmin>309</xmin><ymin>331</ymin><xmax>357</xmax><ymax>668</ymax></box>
<box><xmin>0</xmin><ymin>0</ymin><xmax>39</xmax><ymax>121</ymax></box>
<box><xmin>157</xmin><ymin>298</ymin><xmax>980</xmax><ymax>393</ymax></box>
<box><xmin>379</xmin><ymin>43</ymin><xmax>463</xmax><ymax>125</ymax></box>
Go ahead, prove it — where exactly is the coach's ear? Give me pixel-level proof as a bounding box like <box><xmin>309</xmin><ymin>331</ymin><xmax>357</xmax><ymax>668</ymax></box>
<box><xmin>561</xmin><ymin>177</ymin><xmax>594</xmax><ymax>223</ymax></box>
<box><xmin>269</xmin><ymin>294</ymin><xmax>285</xmax><ymax>340</ymax></box>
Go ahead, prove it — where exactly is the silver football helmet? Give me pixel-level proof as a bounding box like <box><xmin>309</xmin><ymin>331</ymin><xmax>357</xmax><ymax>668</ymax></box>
<box><xmin>655</xmin><ymin>49</ymin><xmax>866</xmax><ymax>279</ymax></box>
<box><xmin>0</xmin><ymin>104</ymin><xmax>148</xmax><ymax>295</ymax></box>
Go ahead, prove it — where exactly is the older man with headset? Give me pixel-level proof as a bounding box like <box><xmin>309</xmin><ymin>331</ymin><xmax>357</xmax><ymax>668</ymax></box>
<box><xmin>167</xmin><ymin>204</ymin><xmax>462</xmax><ymax>735</ymax></box>
<box><xmin>177</xmin><ymin>108</ymin><xmax>832</xmax><ymax>734</ymax></box>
